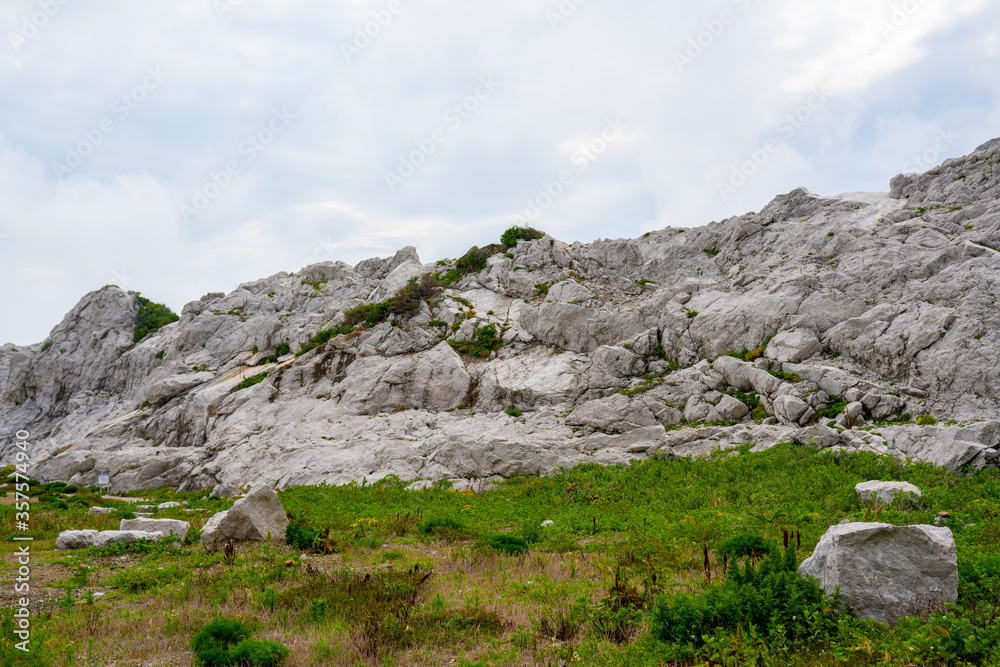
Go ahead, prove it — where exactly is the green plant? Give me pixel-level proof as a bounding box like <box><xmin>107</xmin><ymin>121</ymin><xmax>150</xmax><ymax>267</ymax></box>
<box><xmin>133</xmin><ymin>294</ymin><xmax>180</xmax><ymax>343</ymax></box>
<box><xmin>448</xmin><ymin>324</ymin><xmax>502</xmax><ymax>357</ymax></box>
<box><xmin>476</xmin><ymin>535</ymin><xmax>528</xmax><ymax>555</ymax></box>
<box><xmin>505</xmin><ymin>407</ymin><xmax>523</xmax><ymax>418</ymax></box>
<box><xmin>814</xmin><ymin>396</ymin><xmax>847</xmax><ymax>420</ymax></box>
<box><xmin>190</xmin><ymin>618</ymin><xmax>288</xmax><ymax>667</ymax></box>
<box><xmin>718</xmin><ymin>534</ymin><xmax>772</xmax><ymax>562</ymax></box>
<box><xmin>41</xmin><ymin>341</ymin><xmax>52</xmax><ymax>351</ymax></box>
<box><xmin>652</xmin><ymin>545</ymin><xmax>841</xmax><ymax>650</ymax></box>
<box><xmin>703</xmin><ymin>246</ymin><xmax>720</xmax><ymax>257</ymax></box>
<box><xmin>534</xmin><ymin>282</ymin><xmax>552</xmax><ymax>297</ymax></box>
<box><xmin>154</xmin><ymin>350</ymin><xmax>166</xmax><ymax>359</ymax></box>
<box><xmin>500</xmin><ymin>225</ymin><xmax>545</xmax><ymax>247</ymax></box>
<box><xmin>916</xmin><ymin>414</ymin><xmax>937</xmax><ymax>426</ymax></box>
<box><xmin>419</xmin><ymin>517</ymin><xmax>467</xmax><ymax>535</ymax></box>
<box><xmin>233</xmin><ymin>372</ymin><xmax>268</xmax><ymax>393</ymax></box>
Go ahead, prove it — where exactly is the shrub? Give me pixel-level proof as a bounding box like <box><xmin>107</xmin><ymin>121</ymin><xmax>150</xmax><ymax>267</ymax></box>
<box><xmin>386</xmin><ymin>275</ymin><xmax>442</xmax><ymax>318</ymax></box>
<box><xmin>274</xmin><ymin>341</ymin><xmax>291</xmax><ymax>357</ymax></box>
<box><xmin>419</xmin><ymin>517</ymin><xmax>466</xmax><ymax>534</ymax></box>
<box><xmin>133</xmin><ymin>294</ymin><xmax>180</xmax><ymax>343</ymax></box>
<box><xmin>477</xmin><ymin>535</ymin><xmax>528</xmax><ymax>555</ymax></box>
<box><xmin>448</xmin><ymin>324</ymin><xmax>502</xmax><ymax>358</ymax></box>
<box><xmin>814</xmin><ymin>396</ymin><xmax>847</xmax><ymax>419</ymax></box>
<box><xmin>455</xmin><ymin>246</ymin><xmax>489</xmax><ymax>274</ymax></box>
<box><xmin>718</xmin><ymin>534</ymin><xmax>772</xmax><ymax>562</ymax></box>
<box><xmin>534</xmin><ymin>282</ymin><xmax>552</xmax><ymax>297</ymax></box>
<box><xmin>500</xmin><ymin>225</ymin><xmax>544</xmax><ymax>247</ymax></box>
<box><xmin>505</xmin><ymin>407</ymin><xmax>523</xmax><ymax>418</ymax></box>
<box><xmin>652</xmin><ymin>546</ymin><xmax>842</xmax><ymax>650</ymax></box>
<box><xmin>41</xmin><ymin>341</ymin><xmax>52</xmax><ymax>351</ymax></box>
<box><xmin>191</xmin><ymin>617</ymin><xmax>289</xmax><ymax>667</ymax></box>
<box><xmin>233</xmin><ymin>373</ymin><xmax>267</xmax><ymax>393</ymax></box>
<box><xmin>916</xmin><ymin>414</ymin><xmax>937</xmax><ymax>426</ymax></box>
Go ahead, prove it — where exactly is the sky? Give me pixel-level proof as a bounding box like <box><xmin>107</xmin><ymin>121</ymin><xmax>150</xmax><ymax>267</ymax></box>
<box><xmin>1</xmin><ymin>0</ymin><xmax>998</xmax><ymax>345</ymax></box>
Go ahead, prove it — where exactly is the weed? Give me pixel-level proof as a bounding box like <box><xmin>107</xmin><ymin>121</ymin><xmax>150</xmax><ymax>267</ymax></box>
<box><xmin>233</xmin><ymin>372</ymin><xmax>267</xmax><ymax>393</ymax></box>
<box><xmin>534</xmin><ymin>282</ymin><xmax>552</xmax><ymax>297</ymax></box>
<box><xmin>501</xmin><ymin>226</ymin><xmax>545</xmax><ymax>246</ymax></box>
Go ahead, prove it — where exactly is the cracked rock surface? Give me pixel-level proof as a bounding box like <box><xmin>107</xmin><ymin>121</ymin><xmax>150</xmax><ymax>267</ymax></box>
<box><xmin>3</xmin><ymin>139</ymin><xmax>1000</xmax><ymax>491</ymax></box>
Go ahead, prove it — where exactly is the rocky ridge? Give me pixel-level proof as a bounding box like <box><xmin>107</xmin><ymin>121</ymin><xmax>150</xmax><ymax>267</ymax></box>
<box><xmin>3</xmin><ymin>139</ymin><xmax>1000</xmax><ymax>491</ymax></box>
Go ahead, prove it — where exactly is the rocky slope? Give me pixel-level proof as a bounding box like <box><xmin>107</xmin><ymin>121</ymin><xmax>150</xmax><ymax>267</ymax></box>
<box><xmin>4</xmin><ymin>138</ymin><xmax>1000</xmax><ymax>492</ymax></box>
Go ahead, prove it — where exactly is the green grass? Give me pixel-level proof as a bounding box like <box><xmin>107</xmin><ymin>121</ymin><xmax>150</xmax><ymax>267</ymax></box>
<box><xmin>232</xmin><ymin>372</ymin><xmax>268</xmax><ymax>393</ymax></box>
<box><xmin>6</xmin><ymin>444</ymin><xmax>1000</xmax><ymax>665</ymax></box>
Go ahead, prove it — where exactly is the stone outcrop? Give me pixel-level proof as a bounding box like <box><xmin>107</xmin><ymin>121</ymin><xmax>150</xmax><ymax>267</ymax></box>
<box><xmin>120</xmin><ymin>517</ymin><xmax>190</xmax><ymax>541</ymax></box>
<box><xmin>855</xmin><ymin>481</ymin><xmax>922</xmax><ymax>505</ymax></box>
<box><xmin>2</xmin><ymin>138</ymin><xmax>1000</xmax><ymax>491</ymax></box>
<box><xmin>56</xmin><ymin>529</ymin><xmax>165</xmax><ymax>550</ymax></box>
<box><xmin>200</xmin><ymin>485</ymin><xmax>288</xmax><ymax>549</ymax></box>
<box><xmin>799</xmin><ymin>522</ymin><xmax>958</xmax><ymax>623</ymax></box>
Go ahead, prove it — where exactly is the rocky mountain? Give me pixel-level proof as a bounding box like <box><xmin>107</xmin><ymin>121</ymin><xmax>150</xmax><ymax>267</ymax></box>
<box><xmin>4</xmin><ymin>138</ymin><xmax>1000</xmax><ymax>492</ymax></box>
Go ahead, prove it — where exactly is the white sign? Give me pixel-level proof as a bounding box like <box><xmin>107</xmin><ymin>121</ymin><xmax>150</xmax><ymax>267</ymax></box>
<box><xmin>98</xmin><ymin>473</ymin><xmax>110</xmax><ymax>486</ymax></box>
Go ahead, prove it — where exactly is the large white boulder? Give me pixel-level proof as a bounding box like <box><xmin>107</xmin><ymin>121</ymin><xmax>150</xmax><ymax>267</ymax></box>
<box><xmin>855</xmin><ymin>481</ymin><xmax>922</xmax><ymax>505</ymax></box>
<box><xmin>56</xmin><ymin>530</ymin><xmax>100</xmax><ymax>550</ymax></box>
<box><xmin>765</xmin><ymin>329</ymin><xmax>823</xmax><ymax>363</ymax></box>
<box><xmin>120</xmin><ymin>518</ymin><xmax>190</xmax><ymax>541</ymax></box>
<box><xmin>798</xmin><ymin>522</ymin><xmax>958</xmax><ymax>623</ymax></box>
<box><xmin>200</xmin><ymin>485</ymin><xmax>289</xmax><ymax>549</ymax></box>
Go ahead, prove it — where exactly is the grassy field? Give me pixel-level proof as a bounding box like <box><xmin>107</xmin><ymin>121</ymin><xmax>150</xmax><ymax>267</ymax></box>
<box><xmin>3</xmin><ymin>442</ymin><xmax>1000</xmax><ymax>666</ymax></box>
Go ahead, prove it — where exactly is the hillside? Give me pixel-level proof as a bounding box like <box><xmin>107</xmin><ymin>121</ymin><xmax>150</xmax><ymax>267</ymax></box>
<box><xmin>3</xmin><ymin>138</ymin><xmax>1000</xmax><ymax>492</ymax></box>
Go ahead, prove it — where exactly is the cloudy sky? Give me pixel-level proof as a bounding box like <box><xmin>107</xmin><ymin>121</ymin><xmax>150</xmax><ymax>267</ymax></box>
<box><xmin>1</xmin><ymin>0</ymin><xmax>997</xmax><ymax>344</ymax></box>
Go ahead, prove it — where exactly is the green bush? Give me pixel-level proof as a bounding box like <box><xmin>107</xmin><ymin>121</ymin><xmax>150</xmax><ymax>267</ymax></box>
<box><xmin>652</xmin><ymin>546</ymin><xmax>842</xmax><ymax>649</ymax></box>
<box><xmin>133</xmin><ymin>294</ymin><xmax>180</xmax><ymax>343</ymax></box>
<box><xmin>814</xmin><ymin>396</ymin><xmax>847</xmax><ymax>420</ymax></box>
<box><xmin>477</xmin><ymin>535</ymin><xmax>528</xmax><ymax>555</ymax></box>
<box><xmin>274</xmin><ymin>341</ymin><xmax>291</xmax><ymax>357</ymax></box>
<box><xmin>916</xmin><ymin>414</ymin><xmax>937</xmax><ymax>426</ymax></box>
<box><xmin>505</xmin><ymin>407</ymin><xmax>523</xmax><ymax>417</ymax></box>
<box><xmin>419</xmin><ymin>517</ymin><xmax>466</xmax><ymax>534</ymax></box>
<box><xmin>718</xmin><ymin>534</ymin><xmax>773</xmax><ymax>562</ymax></box>
<box><xmin>191</xmin><ymin>617</ymin><xmax>289</xmax><ymax>667</ymax></box>
<box><xmin>500</xmin><ymin>226</ymin><xmax>544</xmax><ymax>247</ymax></box>
<box><xmin>448</xmin><ymin>324</ymin><xmax>502</xmax><ymax>358</ymax></box>
<box><xmin>455</xmin><ymin>246</ymin><xmax>489</xmax><ymax>274</ymax></box>
<box><xmin>233</xmin><ymin>373</ymin><xmax>267</xmax><ymax>393</ymax></box>
<box><xmin>285</xmin><ymin>522</ymin><xmax>321</xmax><ymax>551</ymax></box>
<box><xmin>386</xmin><ymin>276</ymin><xmax>442</xmax><ymax>318</ymax></box>
<box><xmin>62</xmin><ymin>485</ymin><xmax>78</xmax><ymax>494</ymax></box>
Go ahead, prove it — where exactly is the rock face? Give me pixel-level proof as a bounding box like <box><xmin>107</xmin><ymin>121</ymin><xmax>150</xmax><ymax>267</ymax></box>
<box><xmin>200</xmin><ymin>485</ymin><xmax>288</xmax><ymax>548</ymax></box>
<box><xmin>3</xmin><ymin>138</ymin><xmax>1000</xmax><ymax>491</ymax></box>
<box><xmin>799</xmin><ymin>522</ymin><xmax>958</xmax><ymax>623</ymax></box>
<box><xmin>56</xmin><ymin>529</ymin><xmax>165</xmax><ymax>550</ymax></box>
<box><xmin>210</xmin><ymin>483</ymin><xmax>239</xmax><ymax>498</ymax></box>
<box><xmin>120</xmin><ymin>518</ymin><xmax>190</xmax><ymax>541</ymax></box>
<box><xmin>855</xmin><ymin>481</ymin><xmax>922</xmax><ymax>505</ymax></box>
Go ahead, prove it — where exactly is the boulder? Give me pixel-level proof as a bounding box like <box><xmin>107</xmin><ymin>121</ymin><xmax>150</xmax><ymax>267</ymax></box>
<box><xmin>765</xmin><ymin>329</ymin><xmax>823</xmax><ymax>363</ymax></box>
<box><xmin>56</xmin><ymin>530</ymin><xmax>99</xmax><ymax>550</ymax></box>
<box><xmin>773</xmin><ymin>395</ymin><xmax>810</xmax><ymax>425</ymax></box>
<box><xmin>88</xmin><ymin>507</ymin><xmax>117</xmax><ymax>515</ymax></box>
<box><xmin>798</xmin><ymin>522</ymin><xmax>958</xmax><ymax>623</ymax></box>
<box><xmin>93</xmin><ymin>530</ymin><xmax>164</xmax><ymax>548</ymax></box>
<box><xmin>135</xmin><ymin>505</ymin><xmax>156</xmax><ymax>513</ymax></box>
<box><xmin>210</xmin><ymin>483</ymin><xmax>240</xmax><ymax>498</ymax></box>
<box><xmin>792</xmin><ymin>424</ymin><xmax>843</xmax><ymax>449</ymax></box>
<box><xmin>855</xmin><ymin>481</ymin><xmax>922</xmax><ymax>505</ymax></box>
<box><xmin>709</xmin><ymin>394</ymin><xmax>749</xmax><ymax>422</ymax></box>
<box><xmin>157</xmin><ymin>501</ymin><xmax>182</xmax><ymax>510</ymax></box>
<box><xmin>200</xmin><ymin>485</ymin><xmax>289</xmax><ymax>549</ymax></box>
<box><xmin>120</xmin><ymin>518</ymin><xmax>191</xmax><ymax>541</ymax></box>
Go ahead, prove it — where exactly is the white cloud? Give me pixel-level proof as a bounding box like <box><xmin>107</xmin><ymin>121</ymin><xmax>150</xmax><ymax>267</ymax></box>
<box><xmin>0</xmin><ymin>0</ymin><xmax>999</xmax><ymax>343</ymax></box>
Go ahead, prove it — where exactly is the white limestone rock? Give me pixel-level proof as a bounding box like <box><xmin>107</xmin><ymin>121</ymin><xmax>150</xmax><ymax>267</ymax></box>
<box><xmin>200</xmin><ymin>485</ymin><xmax>288</xmax><ymax>549</ymax></box>
<box><xmin>799</xmin><ymin>522</ymin><xmax>958</xmax><ymax>623</ymax></box>
<box><xmin>765</xmin><ymin>329</ymin><xmax>823</xmax><ymax>363</ymax></box>
<box><xmin>120</xmin><ymin>518</ymin><xmax>190</xmax><ymax>541</ymax></box>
